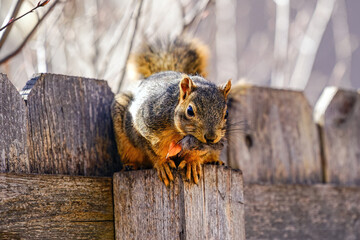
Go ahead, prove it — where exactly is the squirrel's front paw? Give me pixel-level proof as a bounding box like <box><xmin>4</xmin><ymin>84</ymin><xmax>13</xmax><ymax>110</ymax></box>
<box><xmin>154</xmin><ymin>159</ymin><xmax>176</xmax><ymax>186</ymax></box>
<box><xmin>178</xmin><ymin>160</ymin><xmax>202</xmax><ymax>184</ymax></box>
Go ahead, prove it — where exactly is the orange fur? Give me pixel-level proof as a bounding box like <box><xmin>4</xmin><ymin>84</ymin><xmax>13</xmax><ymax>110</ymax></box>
<box><xmin>111</xmin><ymin>93</ymin><xmax>152</xmax><ymax>169</ymax></box>
<box><xmin>112</xmin><ymin>95</ymin><xmax>181</xmax><ymax>184</ymax></box>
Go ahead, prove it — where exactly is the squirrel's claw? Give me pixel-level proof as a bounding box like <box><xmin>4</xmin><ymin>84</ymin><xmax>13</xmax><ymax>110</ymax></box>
<box><xmin>155</xmin><ymin>159</ymin><xmax>176</xmax><ymax>187</ymax></box>
<box><xmin>179</xmin><ymin>160</ymin><xmax>202</xmax><ymax>184</ymax></box>
<box><xmin>168</xmin><ymin>159</ymin><xmax>176</xmax><ymax>169</ymax></box>
<box><xmin>123</xmin><ymin>164</ymin><xmax>137</xmax><ymax>171</ymax></box>
<box><xmin>206</xmin><ymin>159</ymin><xmax>224</xmax><ymax>166</ymax></box>
<box><xmin>178</xmin><ymin>160</ymin><xmax>186</xmax><ymax>170</ymax></box>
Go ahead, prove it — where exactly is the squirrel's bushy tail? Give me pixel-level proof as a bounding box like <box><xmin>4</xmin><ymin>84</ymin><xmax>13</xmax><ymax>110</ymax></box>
<box><xmin>129</xmin><ymin>37</ymin><xmax>209</xmax><ymax>78</ymax></box>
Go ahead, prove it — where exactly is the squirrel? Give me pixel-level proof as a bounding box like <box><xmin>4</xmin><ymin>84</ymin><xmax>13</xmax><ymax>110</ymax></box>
<box><xmin>111</xmin><ymin>37</ymin><xmax>231</xmax><ymax>186</ymax></box>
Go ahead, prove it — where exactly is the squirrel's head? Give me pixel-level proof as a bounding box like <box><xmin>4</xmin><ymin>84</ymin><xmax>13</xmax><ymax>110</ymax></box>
<box><xmin>174</xmin><ymin>75</ymin><xmax>231</xmax><ymax>144</ymax></box>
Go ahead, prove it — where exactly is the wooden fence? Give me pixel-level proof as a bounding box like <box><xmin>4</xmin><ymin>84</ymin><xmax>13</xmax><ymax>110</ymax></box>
<box><xmin>227</xmin><ymin>83</ymin><xmax>360</xmax><ymax>239</ymax></box>
<box><xmin>227</xmin><ymin>84</ymin><xmax>360</xmax><ymax>186</ymax></box>
<box><xmin>0</xmin><ymin>73</ymin><xmax>359</xmax><ymax>239</ymax></box>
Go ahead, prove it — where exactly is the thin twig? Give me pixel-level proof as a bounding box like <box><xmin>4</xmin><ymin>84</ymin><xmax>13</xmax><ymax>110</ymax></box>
<box><xmin>0</xmin><ymin>0</ymin><xmax>50</xmax><ymax>32</ymax></box>
<box><xmin>116</xmin><ymin>0</ymin><xmax>144</xmax><ymax>93</ymax></box>
<box><xmin>0</xmin><ymin>0</ymin><xmax>24</xmax><ymax>50</ymax></box>
<box><xmin>0</xmin><ymin>0</ymin><xmax>59</xmax><ymax>65</ymax></box>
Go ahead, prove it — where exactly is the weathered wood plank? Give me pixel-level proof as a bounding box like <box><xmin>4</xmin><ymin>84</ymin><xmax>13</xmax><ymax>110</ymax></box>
<box><xmin>113</xmin><ymin>165</ymin><xmax>245</xmax><ymax>240</ymax></box>
<box><xmin>245</xmin><ymin>183</ymin><xmax>360</xmax><ymax>240</ymax></box>
<box><xmin>0</xmin><ymin>74</ymin><xmax>29</xmax><ymax>173</ymax></box>
<box><xmin>182</xmin><ymin>165</ymin><xmax>245</xmax><ymax>239</ymax></box>
<box><xmin>315</xmin><ymin>87</ymin><xmax>360</xmax><ymax>185</ymax></box>
<box><xmin>23</xmin><ymin>73</ymin><xmax>120</xmax><ymax>176</ymax></box>
<box><xmin>114</xmin><ymin>165</ymin><xmax>184</xmax><ymax>239</ymax></box>
<box><xmin>0</xmin><ymin>173</ymin><xmax>114</xmax><ymax>239</ymax></box>
<box><xmin>227</xmin><ymin>84</ymin><xmax>322</xmax><ymax>184</ymax></box>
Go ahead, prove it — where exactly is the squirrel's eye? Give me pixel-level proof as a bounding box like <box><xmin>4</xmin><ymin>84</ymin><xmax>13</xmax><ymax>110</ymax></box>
<box><xmin>224</xmin><ymin>110</ymin><xmax>228</xmax><ymax>119</ymax></box>
<box><xmin>187</xmin><ymin>105</ymin><xmax>195</xmax><ymax>117</ymax></box>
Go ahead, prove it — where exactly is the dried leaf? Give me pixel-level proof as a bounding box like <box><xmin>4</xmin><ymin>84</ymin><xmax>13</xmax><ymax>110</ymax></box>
<box><xmin>38</xmin><ymin>0</ymin><xmax>50</xmax><ymax>7</ymax></box>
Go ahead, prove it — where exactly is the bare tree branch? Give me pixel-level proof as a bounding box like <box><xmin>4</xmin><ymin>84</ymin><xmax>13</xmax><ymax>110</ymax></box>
<box><xmin>0</xmin><ymin>0</ymin><xmax>60</xmax><ymax>65</ymax></box>
<box><xmin>289</xmin><ymin>0</ymin><xmax>335</xmax><ymax>89</ymax></box>
<box><xmin>0</xmin><ymin>0</ymin><xmax>24</xmax><ymax>50</ymax></box>
<box><xmin>0</xmin><ymin>0</ymin><xmax>50</xmax><ymax>32</ymax></box>
<box><xmin>215</xmin><ymin>0</ymin><xmax>238</xmax><ymax>82</ymax></box>
<box><xmin>116</xmin><ymin>0</ymin><xmax>144</xmax><ymax>93</ymax></box>
<box><xmin>329</xmin><ymin>0</ymin><xmax>352</xmax><ymax>86</ymax></box>
<box><xmin>271</xmin><ymin>0</ymin><xmax>290</xmax><ymax>88</ymax></box>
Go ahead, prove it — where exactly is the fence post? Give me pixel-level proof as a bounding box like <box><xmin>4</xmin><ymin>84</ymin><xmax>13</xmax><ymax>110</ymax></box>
<box><xmin>113</xmin><ymin>165</ymin><xmax>245</xmax><ymax>240</ymax></box>
<box><xmin>22</xmin><ymin>73</ymin><xmax>120</xmax><ymax>176</ymax></box>
<box><xmin>227</xmin><ymin>83</ymin><xmax>322</xmax><ymax>184</ymax></box>
<box><xmin>0</xmin><ymin>74</ymin><xmax>29</xmax><ymax>173</ymax></box>
<box><xmin>315</xmin><ymin>87</ymin><xmax>360</xmax><ymax>185</ymax></box>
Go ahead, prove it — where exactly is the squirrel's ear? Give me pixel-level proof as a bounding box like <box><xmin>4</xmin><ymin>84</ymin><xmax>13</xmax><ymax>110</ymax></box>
<box><xmin>179</xmin><ymin>75</ymin><xmax>196</xmax><ymax>101</ymax></box>
<box><xmin>221</xmin><ymin>79</ymin><xmax>232</xmax><ymax>98</ymax></box>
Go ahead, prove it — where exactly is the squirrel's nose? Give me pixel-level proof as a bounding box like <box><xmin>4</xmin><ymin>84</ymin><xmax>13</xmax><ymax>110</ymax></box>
<box><xmin>204</xmin><ymin>133</ymin><xmax>217</xmax><ymax>144</ymax></box>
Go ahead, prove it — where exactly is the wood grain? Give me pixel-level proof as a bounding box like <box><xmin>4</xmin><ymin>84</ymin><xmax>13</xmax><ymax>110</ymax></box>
<box><xmin>315</xmin><ymin>87</ymin><xmax>360</xmax><ymax>185</ymax></box>
<box><xmin>245</xmin><ymin>183</ymin><xmax>360</xmax><ymax>240</ymax></box>
<box><xmin>113</xmin><ymin>165</ymin><xmax>245</xmax><ymax>240</ymax></box>
<box><xmin>227</xmin><ymin>84</ymin><xmax>322</xmax><ymax>184</ymax></box>
<box><xmin>0</xmin><ymin>74</ymin><xmax>29</xmax><ymax>173</ymax></box>
<box><xmin>23</xmin><ymin>73</ymin><xmax>120</xmax><ymax>176</ymax></box>
<box><xmin>0</xmin><ymin>173</ymin><xmax>114</xmax><ymax>239</ymax></box>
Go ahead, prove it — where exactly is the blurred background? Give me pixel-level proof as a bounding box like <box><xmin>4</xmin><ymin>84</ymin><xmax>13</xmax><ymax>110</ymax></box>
<box><xmin>0</xmin><ymin>0</ymin><xmax>359</xmax><ymax>105</ymax></box>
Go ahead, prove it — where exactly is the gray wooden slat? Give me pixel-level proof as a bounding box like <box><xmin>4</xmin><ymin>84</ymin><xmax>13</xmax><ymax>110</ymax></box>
<box><xmin>315</xmin><ymin>87</ymin><xmax>360</xmax><ymax>185</ymax></box>
<box><xmin>23</xmin><ymin>73</ymin><xmax>120</xmax><ymax>176</ymax></box>
<box><xmin>0</xmin><ymin>173</ymin><xmax>114</xmax><ymax>240</ymax></box>
<box><xmin>113</xmin><ymin>165</ymin><xmax>184</xmax><ymax>240</ymax></box>
<box><xmin>245</xmin><ymin>183</ymin><xmax>360</xmax><ymax>240</ymax></box>
<box><xmin>113</xmin><ymin>165</ymin><xmax>245</xmax><ymax>240</ymax></box>
<box><xmin>182</xmin><ymin>166</ymin><xmax>245</xmax><ymax>240</ymax></box>
<box><xmin>0</xmin><ymin>73</ymin><xmax>29</xmax><ymax>173</ymax></box>
<box><xmin>227</xmin><ymin>83</ymin><xmax>322</xmax><ymax>184</ymax></box>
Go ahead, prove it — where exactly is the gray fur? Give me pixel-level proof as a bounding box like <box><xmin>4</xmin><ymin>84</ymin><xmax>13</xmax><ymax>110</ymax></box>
<box><xmin>128</xmin><ymin>71</ymin><xmax>227</xmax><ymax>145</ymax></box>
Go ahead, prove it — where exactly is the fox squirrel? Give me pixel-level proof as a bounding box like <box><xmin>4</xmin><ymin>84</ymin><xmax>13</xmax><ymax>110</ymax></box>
<box><xmin>111</xmin><ymin>37</ymin><xmax>231</xmax><ymax>186</ymax></box>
